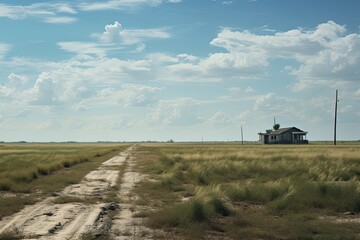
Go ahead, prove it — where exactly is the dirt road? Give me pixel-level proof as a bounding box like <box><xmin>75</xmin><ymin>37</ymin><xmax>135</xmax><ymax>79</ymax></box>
<box><xmin>0</xmin><ymin>145</ymin><xmax>150</xmax><ymax>239</ymax></box>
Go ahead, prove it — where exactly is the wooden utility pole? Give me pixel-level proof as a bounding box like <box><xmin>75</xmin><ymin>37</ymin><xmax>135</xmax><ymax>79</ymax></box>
<box><xmin>241</xmin><ymin>125</ymin><xmax>244</xmax><ymax>144</ymax></box>
<box><xmin>334</xmin><ymin>90</ymin><xmax>338</xmax><ymax>145</ymax></box>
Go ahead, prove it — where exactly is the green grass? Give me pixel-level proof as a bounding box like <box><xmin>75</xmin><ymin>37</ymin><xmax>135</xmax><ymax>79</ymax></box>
<box><xmin>133</xmin><ymin>143</ymin><xmax>360</xmax><ymax>239</ymax></box>
<box><xmin>0</xmin><ymin>143</ymin><xmax>128</xmax><ymax>219</ymax></box>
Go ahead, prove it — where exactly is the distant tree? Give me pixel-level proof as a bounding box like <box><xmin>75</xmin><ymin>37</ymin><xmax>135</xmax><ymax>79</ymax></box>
<box><xmin>273</xmin><ymin>123</ymin><xmax>280</xmax><ymax>130</ymax></box>
<box><xmin>266</xmin><ymin>129</ymin><xmax>272</xmax><ymax>133</ymax></box>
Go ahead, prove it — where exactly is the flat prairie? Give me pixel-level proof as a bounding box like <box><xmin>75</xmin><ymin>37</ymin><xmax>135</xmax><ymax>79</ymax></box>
<box><xmin>1</xmin><ymin>142</ymin><xmax>360</xmax><ymax>239</ymax></box>
<box><xmin>133</xmin><ymin>142</ymin><xmax>360</xmax><ymax>239</ymax></box>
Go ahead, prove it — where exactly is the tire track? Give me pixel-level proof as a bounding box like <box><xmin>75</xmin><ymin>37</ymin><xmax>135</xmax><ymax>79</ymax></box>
<box><xmin>0</xmin><ymin>145</ymin><xmax>135</xmax><ymax>239</ymax></box>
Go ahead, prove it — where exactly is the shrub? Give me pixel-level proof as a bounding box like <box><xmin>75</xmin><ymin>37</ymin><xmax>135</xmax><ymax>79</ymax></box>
<box><xmin>37</xmin><ymin>165</ymin><xmax>49</xmax><ymax>175</ymax></box>
<box><xmin>62</xmin><ymin>161</ymin><xmax>71</xmax><ymax>168</ymax></box>
<box><xmin>0</xmin><ymin>180</ymin><xmax>12</xmax><ymax>191</ymax></box>
<box><xmin>191</xmin><ymin>200</ymin><xmax>207</xmax><ymax>222</ymax></box>
<box><xmin>148</xmin><ymin>199</ymin><xmax>209</xmax><ymax>228</ymax></box>
<box><xmin>211</xmin><ymin>197</ymin><xmax>232</xmax><ymax>216</ymax></box>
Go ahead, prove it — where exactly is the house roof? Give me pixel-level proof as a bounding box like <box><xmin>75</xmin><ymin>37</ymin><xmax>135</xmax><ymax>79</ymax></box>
<box><xmin>259</xmin><ymin>127</ymin><xmax>307</xmax><ymax>135</ymax></box>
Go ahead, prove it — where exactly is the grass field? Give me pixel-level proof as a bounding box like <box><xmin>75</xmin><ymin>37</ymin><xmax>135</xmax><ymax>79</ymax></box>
<box><xmin>133</xmin><ymin>142</ymin><xmax>360</xmax><ymax>239</ymax></box>
<box><xmin>1</xmin><ymin>142</ymin><xmax>360</xmax><ymax>239</ymax></box>
<box><xmin>0</xmin><ymin>143</ymin><xmax>128</xmax><ymax>219</ymax></box>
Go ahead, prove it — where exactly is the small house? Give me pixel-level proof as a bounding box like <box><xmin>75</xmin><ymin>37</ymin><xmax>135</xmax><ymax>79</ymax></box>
<box><xmin>258</xmin><ymin>127</ymin><xmax>308</xmax><ymax>144</ymax></box>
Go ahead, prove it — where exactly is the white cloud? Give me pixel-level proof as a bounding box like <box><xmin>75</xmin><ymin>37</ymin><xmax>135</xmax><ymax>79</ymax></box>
<box><xmin>0</xmin><ymin>43</ymin><xmax>10</xmax><ymax>58</ymax></box>
<box><xmin>210</xmin><ymin>21</ymin><xmax>360</xmax><ymax>90</ymax></box>
<box><xmin>339</xmin><ymin>105</ymin><xmax>353</xmax><ymax>113</ymax></box>
<box><xmin>135</xmin><ymin>43</ymin><xmax>146</xmax><ymax>53</ymax></box>
<box><xmin>158</xmin><ymin>52</ymin><xmax>264</xmax><ymax>82</ymax></box>
<box><xmin>177</xmin><ymin>53</ymin><xmax>199</xmax><ymax>62</ymax></box>
<box><xmin>355</xmin><ymin>89</ymin><xmax>360</xmax><ymax>96</ymax></box>
<box><xmin>0</xmin><ymin>4</ymin><xmax>52</xmax><ymax>20</ymax></box>
<box><xmin>44</xmin><ymin>16</ymin><xmax>77</xmax><ymax>24</ymax></box>
<box><xmin>207</xmin><ymin>110</ymin><xmax>250</xmax><ymax>126</ymax></box>
<box><xmin>146</xmin><ymin>98</ymin><xmax>202</xmax><ymax>126</ymax></box>
<box><xmin>0</xmin><ymin>3</ymin><xmax>77</xmax><ymax>23</ymax></box>
<box><xmin>58</xmin><ymin>42</ymin><xmax>107</xmax><ymax>56</ymax></box>
<box><xmin>253</xmin><ymin>93</ymin><xmax>300</xmax><ymax>115</ymax></box>
<box><xmin>8</xmin><ymin>73</ymin><xmax>28</xmax><ymax>86</ymax></box>
<box><xmin>97</xmin><ymin>84</ymin><xmax>160</xmax><ymax>107</ymax></box>
<box><xmin>99</xmin><ymin>21</ymin><xmax>170</xmax><ymax>45</ymax></box>
<box><xmin>229</xmin><ymin>87</ymin><xmax>241</xmax><ymax>94</ymax></box>
<box><xmin>253</xmin><ymin>93</ymin><xmax>275</xmax><ymax>110</ymax></box>
<box><xmin>168</xmin><ymin>0</ymin><xmax>182</xmax><ymax>3</ymax></box>
<box><xmin>245</xmin><ymin>86</ymin><xmax>254</xmax><ymax>93</ymax></box>
<box><xmin>78</xmin><ymin>0</ymin><xmax>163</xmax><ymax>11</ymax></box>
<box><xmin>147</xmin><ymin>53</ymin><xmax>179</xmax><ymax>63</ymax></box>
<box><xmin>207</xmin><ymin>111</ymin><xmax>232</xmax><ymax>125</ymax></box>
<box><xmin>0</xmin><ymin>73</ymin><xmax>28</xmax><ymax>99</ymax></box>
<box><xmin>1</xmin><ymin>54</ymin><xmax>156</xmax><ymax>108</ymax></box>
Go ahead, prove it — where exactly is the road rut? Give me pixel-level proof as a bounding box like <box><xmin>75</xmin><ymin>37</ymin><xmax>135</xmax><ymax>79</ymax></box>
<box><xmin>0</xmin><ymin>145</ymin><xmax>150</xmax><ymax>239</ymax></box>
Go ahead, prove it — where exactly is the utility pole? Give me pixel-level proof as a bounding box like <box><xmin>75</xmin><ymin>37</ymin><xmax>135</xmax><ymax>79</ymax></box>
<box><xmin>334</xmin><ymin>90</ymin><xmax>339</xmax><ymax>145</ymax></box>
<box><xmin>241</xmin><ymin>125</ymin><xmax>244</xmax><ymax>144</ymax></box>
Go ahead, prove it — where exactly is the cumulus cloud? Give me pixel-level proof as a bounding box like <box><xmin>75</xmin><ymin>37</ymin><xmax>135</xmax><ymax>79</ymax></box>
<box><xmin>146</xmin><ymin>98</ymin><xmax>202</xmax><ymax>126</ymax></box>
<box><xmin>253</xmin><ymin>93</ymin><xmax>299</xmax><ymax>113</ymax></box>
<box><xmin>8</xmin><ymin>73</ymin><xmax>28</xmax><ymax>86</ymax></box>
<box><xmin>210</xmin><ymin>21</ymin><xmax>360</xmax><ymax>90</ymax></box>
<box><xmin>207</xmin><ymin>111</ymin><xmax>233</xmax><ymax>125</ymax></box>
<box><xmin>206</xmin><ymin>110</ymin><xmax>250</xmax><ymax>126</ymax></box>
<box><xmin>157</xmin><ymin>52</ymin><xmax>265</xmax><ymax>82</ymax></box>
<box><xmin>253</xmin><ymin>93</ymin><xmax>275</xmax><ymax>111</ymax></box>
<box><xmin>97</xmin><ymin>84</ymin><xmax>161</xmax><ymax>107</ymax></box>
<box><xmin>1</xmin><ymin>54</ymin><xmax>158</xmax><ymax>109</ymax></box>
<box><xmin>0</xmin><ymin>73</ymin><xmax>28</xmax><ymax>99</ymax></box>
<box><xmin>99</xmin><ymin>21</ymin><xmax>170</xmax><ymax>45</ymax></box>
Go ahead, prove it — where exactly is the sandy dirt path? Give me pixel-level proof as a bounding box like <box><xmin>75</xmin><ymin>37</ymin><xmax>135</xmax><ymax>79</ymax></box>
<box><xmin>0</xmin><ymin>145</ymin><xmax>150</xmax><ymax>240</ymax></box>
<box><xmin>111</xmin><ymin>150</ymin><xmax>152</xmax><ymax>240</ymax></box>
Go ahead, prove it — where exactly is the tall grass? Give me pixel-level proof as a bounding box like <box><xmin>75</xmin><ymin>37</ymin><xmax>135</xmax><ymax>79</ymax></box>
<box><xmin>0</xmin><ymin>143</ymin><xmax>127</xmax><ymax>219</ymax></box>
<box><xmin>0</xmin><ymin>144</ymin><xmax>120</xmax><ymax>192</ymax></box>
<box><xmin>137</xmin><ymin>143</ymin><xmax>360</xmax><ymax>239</ymax></box>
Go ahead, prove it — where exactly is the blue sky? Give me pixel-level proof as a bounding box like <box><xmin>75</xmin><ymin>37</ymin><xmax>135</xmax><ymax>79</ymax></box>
<box><xmin>0</xmin><ymin>0</ymin><xmax>360</xmax><ymax>142</ymax></box>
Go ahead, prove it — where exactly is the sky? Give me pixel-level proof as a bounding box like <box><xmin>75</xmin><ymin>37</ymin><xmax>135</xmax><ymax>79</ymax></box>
<box><xmin>0</xmin><ymin>0</ymin><xmax>360</xmax><ymax>142</ymax></box>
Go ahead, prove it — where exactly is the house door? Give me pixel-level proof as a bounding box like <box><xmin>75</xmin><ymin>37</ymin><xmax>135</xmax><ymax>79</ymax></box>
<box><xmin>264</xmin><ymin>135</ymin><xmax>269</xmax><ymax>144</ymax></box>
